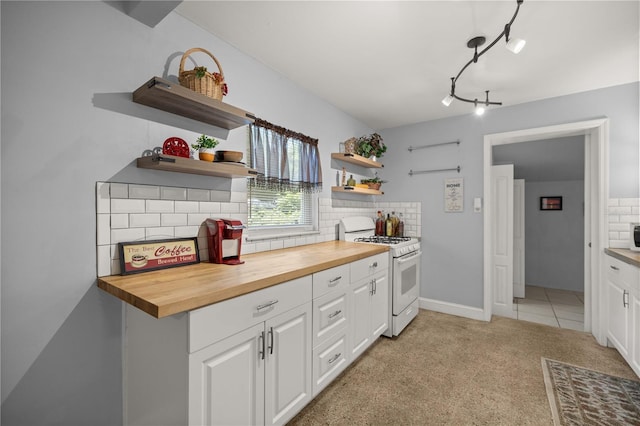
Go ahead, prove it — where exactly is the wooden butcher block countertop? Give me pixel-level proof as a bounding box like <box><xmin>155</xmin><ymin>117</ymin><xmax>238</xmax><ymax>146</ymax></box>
<box><xmin>98</xmin><ymin>240</ymin><xmax>388</xmax><ymax>318</ymax></box>
<box><xmin>605</xmin><ymin>247</ymin><xmax>640</xmax><ymax>268</ymax></box>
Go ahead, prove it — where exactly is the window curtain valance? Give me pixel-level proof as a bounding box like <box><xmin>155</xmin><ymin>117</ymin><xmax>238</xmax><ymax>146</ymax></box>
<box><xmin>249</xmin><ymin>118</ymin><xmax>323</xmax><ymax>193</ymax></box>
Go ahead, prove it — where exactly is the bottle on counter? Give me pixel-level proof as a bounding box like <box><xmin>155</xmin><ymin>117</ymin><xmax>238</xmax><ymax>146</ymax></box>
<box><xmin>385</xmin><ymin>213</ymin><xmax>393</xmax><ymax>237</ymax></box>
<box><xmin>375</xmin><ymin>211</ymin><xmax>385</xmax><ymax>236</ymax></box>
<box><xmin>397</xmin><ymin>213</ymin><xmax>405</xmax><ymax>237</ymax></box>
<box><xmin>341</xmin><ymin>167</ymin><xmax>347</xmax><ymax>186</ymax></box>
<box><xmin>390</xmin><ymin>211</ymin><xmax>399</xmax><ymax>236</ymax></box>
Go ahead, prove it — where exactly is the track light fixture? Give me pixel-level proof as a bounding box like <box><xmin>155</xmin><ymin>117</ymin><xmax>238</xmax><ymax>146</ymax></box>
<box><xmin>442</xmin><ymin>0</ymin><xmax>525</xmax><ymax>114</ymax></box>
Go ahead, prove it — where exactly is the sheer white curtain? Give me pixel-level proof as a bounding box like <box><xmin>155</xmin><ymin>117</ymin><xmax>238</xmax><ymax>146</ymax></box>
<box><xmin>249</xmin><ymin>118</ymin><xmax>322</xmax><ymax>193</ymax></box>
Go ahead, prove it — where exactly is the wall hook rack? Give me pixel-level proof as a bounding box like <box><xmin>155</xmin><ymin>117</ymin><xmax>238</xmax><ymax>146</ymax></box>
<box><xmin>408</xmin><ymin>140</ymin><xmax>460</xmax><ymax>152</ymax></box>
<box><xmin>409</xmin><ymin>166</ymin><xmax>461</xmax><ymax>176</ymax></box>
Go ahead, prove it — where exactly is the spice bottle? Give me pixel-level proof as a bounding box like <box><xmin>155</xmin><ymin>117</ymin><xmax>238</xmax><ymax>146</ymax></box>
<box><xmin>375</xmin><ymin>211</ymin><xmax>385</xmax><ymax>236</ymax></box>
<box><xmin>397</xmin><ymin>213</ymin><xmax>405</xmax><ymax>237</ymax></box>
<box><xmin>385</xmin><ymin>213</ymin><xmax>393</xmax><ymax>237</ymax></box>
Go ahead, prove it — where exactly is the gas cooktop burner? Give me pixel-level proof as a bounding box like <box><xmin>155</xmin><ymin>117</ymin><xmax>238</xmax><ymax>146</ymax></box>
<box><xmin>354</xmin><ymin>236</ymin><xmax>412</xmax><ymax>244</ymax></box>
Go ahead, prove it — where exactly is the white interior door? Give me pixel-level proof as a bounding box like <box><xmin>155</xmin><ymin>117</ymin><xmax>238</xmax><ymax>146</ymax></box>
<box><xmin>491</xmin><ymin>165</ymin><xmax>514</xmax><ymax>318</ymax></box>
<box><xmin>513</xmin><ymin>179</ymin><xmax>525</xmax><ymax>299</ymax></box>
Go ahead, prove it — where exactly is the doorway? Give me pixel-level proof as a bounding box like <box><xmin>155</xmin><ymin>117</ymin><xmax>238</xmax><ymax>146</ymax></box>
<box><xmin>493</xmin><ymin>137</ymin><xmax>585</xmax><ymax>330</ymax></box>
<box><xmin>483</xmin><ymin>119</ymin><xmax>609</xmax><ymax>346</ymax></box>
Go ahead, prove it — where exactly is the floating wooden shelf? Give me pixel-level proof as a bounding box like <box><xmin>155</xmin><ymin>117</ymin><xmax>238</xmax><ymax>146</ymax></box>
<box><xmin>132</xmin><ymin>77</ymin><xmax>255</xmax><ymax>130</ymax></box>
<box><xmin>137</xmin><ymin>154</ymin><xmax>258</xmax><ymax>178</ymax></box>
<box><xmin>331</xmin><ymin>153</ymin><xmax>383</xmax><ymax>168</ymax></box>
<box><xmin>331</xmin><ymin>186</ymin><xmax>383</xmax><ymax>196</ymax></box>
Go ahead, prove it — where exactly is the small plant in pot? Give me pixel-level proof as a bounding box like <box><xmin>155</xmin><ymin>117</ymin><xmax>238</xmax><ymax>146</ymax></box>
<box><xmin>360</xmin><ymin>176</ymin><xmax>387</xmax><ymax>191</ymax></box>
<box><xmin>191</xmin><ymin>135</ymin><xmax>219</xmax><ymax>161</ymax></box>
<box><xmin>355</xmin><ymin>132</ymin><xmax>386</xmax><ymax>160</ymax></box>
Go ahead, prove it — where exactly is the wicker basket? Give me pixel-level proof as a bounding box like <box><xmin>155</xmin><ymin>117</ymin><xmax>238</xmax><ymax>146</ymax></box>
<box><xmin>178</xmin><ymin>47</ymin><xmax>227</xmax><ymax>100</ymax></box>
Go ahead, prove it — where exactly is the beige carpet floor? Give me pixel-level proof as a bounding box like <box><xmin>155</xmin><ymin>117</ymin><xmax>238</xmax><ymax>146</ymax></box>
<box><xmin>289</xmin><ymin>309</ymin><xmax>638</xmax><ymax>425</ymax></box>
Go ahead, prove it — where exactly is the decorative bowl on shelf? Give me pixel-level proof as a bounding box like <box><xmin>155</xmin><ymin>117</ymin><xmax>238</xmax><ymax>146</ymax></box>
<box><xmin>215</xmin><ymin>150</ymin><xmax>243</xmax><ymax>162</ymax></box>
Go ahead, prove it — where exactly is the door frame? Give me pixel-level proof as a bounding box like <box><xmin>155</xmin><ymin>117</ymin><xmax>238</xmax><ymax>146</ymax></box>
<box><xmin>483</xmin><ymin>118</ymin><xmax>609</xmax><ymax>345</ymax></box>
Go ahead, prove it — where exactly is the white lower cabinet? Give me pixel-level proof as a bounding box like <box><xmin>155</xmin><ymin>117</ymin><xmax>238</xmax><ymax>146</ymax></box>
<box><xmin>605</xmin><ymin>254</ymin><xmax>640</xmax><ymax>377</ymax></box>
<box><xmin>349</xmin><ymin>253</ymin><xmax>389</xmax><ymax>360</ymax></box>
<box><xmin>124</xmin><ymin>252</ymin><xmax>390</xmax><ymax>426</ymax></box>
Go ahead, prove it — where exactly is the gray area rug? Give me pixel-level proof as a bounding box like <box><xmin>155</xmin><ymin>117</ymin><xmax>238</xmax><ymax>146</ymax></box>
<box><xmin>542</xmin><ymin>357</ymin><xmax>640</xmax><ymax>425</ymax></box>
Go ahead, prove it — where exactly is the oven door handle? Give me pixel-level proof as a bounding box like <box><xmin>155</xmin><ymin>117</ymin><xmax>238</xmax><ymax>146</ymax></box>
<box><xmin>396</xmin><ymin>250</ymin><xmax>422</xmax><ymax>264</ymax></box>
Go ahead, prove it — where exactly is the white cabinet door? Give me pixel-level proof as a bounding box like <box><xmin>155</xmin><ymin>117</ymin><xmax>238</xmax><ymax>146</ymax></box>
<box><xmin>370</xmin><ymin>273</ymin><xmax>389</xmax><ymax>338</ymax></box>
<box><xmin>189</xmin><ymin>323</ymin><xmax>265</xmax><ymax>426</ymax></box>
<box><xmin>606</xmin><ymin>278</ymin><xmax>629</xmax><ymax>357</ymax></box>
<box><xmin>265</xmin><ymin>302</ymin><xmax>312</xmax><ymax>426</ymax></box>
<box><xmin>349</xmin><ymin>278</ymin><xmax>372</xmax><ymax>360</ymax></box>
<box><xmin>631</xmin><ymin>292</ymin><xmax>640</xmax><ymax>375</ymax></box>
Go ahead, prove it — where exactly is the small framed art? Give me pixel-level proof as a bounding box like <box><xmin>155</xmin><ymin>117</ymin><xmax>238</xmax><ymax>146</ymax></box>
<box><xmin>118</xmin><ymin>237</ymin><xmax>199</xmax><ymax>275</ymax></box>
<box><xmin>540</xmin><ymin>196</ymin><xmax>562</xmax><ymax>211</ymax></box>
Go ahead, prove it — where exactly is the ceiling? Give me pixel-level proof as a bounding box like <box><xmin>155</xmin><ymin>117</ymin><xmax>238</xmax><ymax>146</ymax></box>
<box><xmin>174</xmin><ymin>1</ymin><xmax>639</xmax><ymax>130</ymax></box>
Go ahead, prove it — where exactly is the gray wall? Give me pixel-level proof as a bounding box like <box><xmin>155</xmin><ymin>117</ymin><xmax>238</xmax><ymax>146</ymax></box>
<box><xmin>379</xmin><ymin>82</ymin><xmax>639</xmax><ymax>308</ymax></box>
<box><xmin>524</xmin><ymin>181</ymin><xmax>585</xmax><ymax>292</ymax></box>
<box><xmin>1</xmin><ymin>2</ymin><xmax>371</xmax><ymax>424</ymax></box>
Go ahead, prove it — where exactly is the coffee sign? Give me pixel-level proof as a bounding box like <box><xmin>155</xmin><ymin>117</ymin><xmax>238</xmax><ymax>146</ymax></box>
<box><xmin>118</xmin><ymin>238</ymin><xmax>200</xmax><ymax>275</ymax></box>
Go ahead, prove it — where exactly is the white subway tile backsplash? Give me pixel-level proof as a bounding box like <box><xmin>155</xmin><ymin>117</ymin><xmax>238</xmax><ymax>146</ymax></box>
<box><xmin>129</xmin><ymin>214</ymin><xmax>161</xmax><ymax>228</ymax></box>
<box><xmin>129</xmin><ymin>184</ymin><xmax>160</xmax><ymax>200</ymax></box>
<box><xmin>210</xmin><ymin>190</ymin><xmax>230</xmax><ymax>202</ymax></box>
<box><xmin>620</xmin><ymin>215</ymin><xmax>640</xmax><ymax>223</ymax></box>
<box><xmin>609</xmin><ymin>223</ymin><xmax>630</xmax><ymax>232</ymax></box>
<box><xmin>619</xmin><ymin>198</ymin><xmax>640</xmax><ymax>206</ymax></box>
<box><xmin>97</xmin><ymin>245</ymin><xmax>111</xmax><ymax>277</ymax></box>
<box><xmin>161</xmin><ymin>187</ymin><xmax>187</xmax><ymax>201</ymax></box>
<box><xmin>608</xmin><ymin>215</ymin><xmax>620</xmax><ymax>223</ymax></box>
<box><xmin>111</xmin><ymin>199</ymin><xmax>145</xmax><ymax>214</ymax></box>
<box><xmin>110</xmin><ymin>214</ymin><xmax>129</xmax><ymax>229</ymax></box>
<box><xmin>111</xmin><ymin>228</ymin><xmax>145</xmax><ymax>244</ymax></box>
<box><xmin>96</xmin><ymin>182</ymin><xmax>110</xmax><ymax>214</ymax></box>
<box><xmin>146</xmin><ymin>227</ymin><xmax>175</xmax><ymax>239</ymax></box>
<box><xmin>146</xmin><ymin>200</ymin><xmax>175</xmax><ymax>213</ymax></box>
<box><xmin>270</xmin><ymin>240</ymin><xmax>284</xmax><ymax>251</ymax></box>
<box><xmin>608</xmin><ymin>198</ymin><xmax>620</xmax><ymax>206</ymax></box>
<box><xmin>220</xmin><ymin>203</ymin><xmax>240</xmax><ymax>213</ymax></box>
<box><xmin>199</xmin><ymin>202</ymin><xmax>221</xmax><ymax>213</ymax></box>
<box><xmin>230</xmin><ymin>191</ymin><xmax>247</xmax><ymax>203</ymax></box>
<box><xmin>608</xmin><ymin>206</ymin><xmax>632</xmax><ymax>215</ymax></box>
<box><xmin>97</xmin><ymin>214</ymin><xmax>111</xmax><ymax>246</ymax></box>
<box><xmin>174</xmin><ymin>226</ymin><xmax>200</xmax><ymax>238</ymax></box>
<box><xmin>110</xmin><ymin>183</ymin><xmax>129</xmax><ymax>199</ymax></box>
<box><xmin>187</xmin><ymin>188</ymin><xmax>210</xmax><ymax>201</ymax></box>
<box><xmin>188</xmin><ymin>213</ymin><xmax>211</xmax><ymax>226</ymax></box>
<box><xmin>161</xmin><ymin>214</ymin><xmax>188</xmax><ymax>227</ymax></box>
<box><xmin>175</xmin><ymin>201</ymin><xmax>200</xmax><ymax>213</ymax></box>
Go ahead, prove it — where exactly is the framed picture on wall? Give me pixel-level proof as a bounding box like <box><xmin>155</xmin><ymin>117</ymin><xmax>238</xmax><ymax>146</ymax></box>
<box><xmin>540</xmin><ymin>196</ymin><xmax>563</xmax><ymax>211</ymax></box>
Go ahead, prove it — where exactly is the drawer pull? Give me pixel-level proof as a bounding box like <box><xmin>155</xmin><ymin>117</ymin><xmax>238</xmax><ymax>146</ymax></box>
<box><xmin>370</xmin><ymin>261</ymin><xmax>378</xmax><ymax>268</ymax></box>
<box><xmin>329</xmin><ymin>276</ymin><xmax>342</xmax><ymax>285</ymax></box>
<box><xmin>256</xmin><ymin>300</ymin><xmax>279</xmax><ymax>311</ymax></box>
<box><xmin>610</xmin><ymin>265</ymin><xmax>620</xmax><ymax>271</ymax></box>
<box><xmin>328</xmin><ymin>310</ymin><xmax>342</xmax><ymax>319</ymax></box>
<box><xmin>328</xmin><ymin>353</ymin><xmax>342</xmax><ymax>364</ymax></box>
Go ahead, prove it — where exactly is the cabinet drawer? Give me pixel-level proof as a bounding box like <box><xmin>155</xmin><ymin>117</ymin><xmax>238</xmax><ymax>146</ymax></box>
<box><xmin>606</xmin><ymin>256</ymin><xmax>640</xmax><ymax>292</ymax></box>
<box><xmin>350</xmin><ymin>252</ymin><xmax>388</xmax><ymax>284</ymax></box>
<box><xmin>189</xmin><ymin>275</ymin><xmax>312</xmax><ymax>353</ymax></box>
<box><xmin>313</xmin><ymin>264</ymin><xmax>349</xmax><ymax>299</ymax></box>
<box><xmin>312</xmin><ymin>331</ymin><xmax>349</xmax><ymax>396</ymax></box>
<box><xmin>313</xmin><ymin>290</ymin><xmax>348</xmax><ymax>346</ymax></box>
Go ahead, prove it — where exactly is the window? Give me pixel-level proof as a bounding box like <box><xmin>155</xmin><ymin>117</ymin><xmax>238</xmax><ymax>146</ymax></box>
<box><xmin>247</xmin><ymin>119</ymin><xmax>322</xmax><ymax>231</ymax></box>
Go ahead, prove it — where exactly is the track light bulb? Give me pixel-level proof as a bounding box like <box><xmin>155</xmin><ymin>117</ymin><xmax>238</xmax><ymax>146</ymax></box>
<box><xmin>442</xmin><ymin>95</ymin><xmax>454</xmax><ymax>107</ymax></box>
<box><xmin>506</xmin><ymin>37</ymin><xmax>526</xmax><ymax>54</ymax></box>
<box><xmin>475</xmin><ymin>105</ymin><xmax>486</xmax><ymax>116</ymax></box>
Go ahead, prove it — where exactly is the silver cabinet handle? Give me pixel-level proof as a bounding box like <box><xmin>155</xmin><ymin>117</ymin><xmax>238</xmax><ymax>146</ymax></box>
<box><xmin>258</xmin><ymin>331</ymin><xmax>265</xmax><ymax>360</ymax></box>
<box><xmin>256</xmin><ymin>300</ymin><xmax>279</xmax><ymax>311</ymax></box>
<box><xmin>328</xmin><ymin>310</ymin><xmax>342</xmax><ymax>319</ymax></box>
<box><xmin>369</xmin><ymin>279</ymin><xmax>374</xmax><ymax>295</ymax></box>
<box><xmin>610</xmin><ymin>265</ymin><xmax>620</xmax><ymax>271</ymax></box>
<box><xmin>370</xmin><ymin>261</ymin><xmax>378</xmax><ymax>268</ymax></box>
<box><xmin>268</xmin><ymin>327</ymin><xmax>274</xmax><ymax>355</ymax></box>
<box><xmin>329</xmin><ymin>276</ymin><xmax>342</xmax><ymax>285</ymax></box>
<box><xmin>373</xmin><ymin>278</ymin><xmax>377</xmax><ymax>295</ymax></box>
<box><xmin>623</xmin><ymin>290</ymin><xmax>629</xmax><ymax>308</ymax></box>
<box><xmin>328</xmin><ymin>353</ymin><xmax>342</xmax><ymax>364</ymax></box>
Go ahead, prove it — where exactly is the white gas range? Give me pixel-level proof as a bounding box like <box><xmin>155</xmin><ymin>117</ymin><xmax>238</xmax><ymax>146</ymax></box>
<box><xmin>339</xmin><ymin>216</ymin><xmax>421</xmax><ymax>337</ymax></box>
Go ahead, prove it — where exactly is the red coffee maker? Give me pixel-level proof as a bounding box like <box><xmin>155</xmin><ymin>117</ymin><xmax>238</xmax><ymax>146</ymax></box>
<box><xmin>205</xmin><ymin>218</ymin><xmax>245</xmax><ymax>265</ymax></box>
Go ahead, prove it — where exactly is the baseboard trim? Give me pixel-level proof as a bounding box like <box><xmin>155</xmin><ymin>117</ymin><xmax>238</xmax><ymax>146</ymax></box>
<box><xmin>419</xmin><ymin>297</ymin><xmax>487</xmax><ymax>322</ymax></box>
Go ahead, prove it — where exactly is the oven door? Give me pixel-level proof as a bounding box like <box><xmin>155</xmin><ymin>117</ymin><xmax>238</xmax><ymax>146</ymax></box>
<box><xmin>392</xmin><ymin>250</ymin><xmax>421</xmax><ymax>315</ymax></box>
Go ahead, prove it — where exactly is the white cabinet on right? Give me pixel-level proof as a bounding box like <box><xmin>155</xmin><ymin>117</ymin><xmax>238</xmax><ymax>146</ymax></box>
<box><xmin>605</xmin><ymin>254</ymin><xmax>640</xmax><ymax>377</ymax></box>
<box><xmin>349</xmin><ymin>252</ymin><xmax>389</xmax><ymax>360</ymax></box>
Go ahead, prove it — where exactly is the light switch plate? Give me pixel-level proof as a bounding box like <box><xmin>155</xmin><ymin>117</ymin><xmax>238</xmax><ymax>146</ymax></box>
<box><xmin>474</xmin><ymin>197</ymin><xmax>482</xmax><ymax>213</ymax></box>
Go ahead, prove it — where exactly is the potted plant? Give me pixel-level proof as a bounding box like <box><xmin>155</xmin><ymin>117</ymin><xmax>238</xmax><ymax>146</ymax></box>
<box><xmin>191</xmin><ymin>134</ymin><xmax>219</xmax><ymax>161</ymax></box>
<box><xmin>355</xmin><ymin>133</ymin><xmax>386</xmax><ymax>160</ymax></box>
<box><xmin>360</xmin><ymin>176</ymin><xmax>387</xmax><ymax>190</ymax></box>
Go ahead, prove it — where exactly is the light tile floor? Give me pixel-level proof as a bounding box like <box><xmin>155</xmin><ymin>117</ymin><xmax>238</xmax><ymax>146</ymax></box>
<box><xmin>513</xmin><ymin>285</ymin><xmax>584</xmax><ymax>331</ymax></box>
